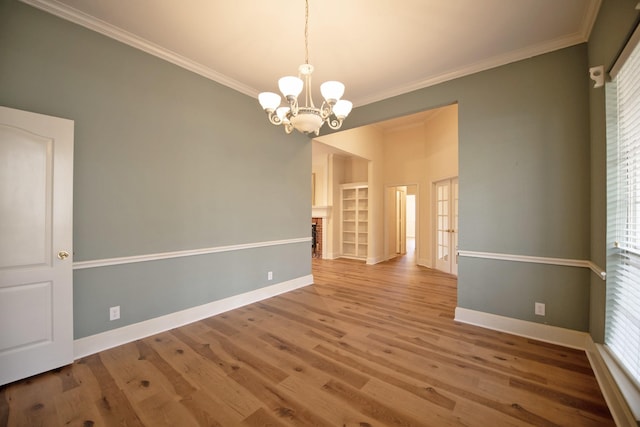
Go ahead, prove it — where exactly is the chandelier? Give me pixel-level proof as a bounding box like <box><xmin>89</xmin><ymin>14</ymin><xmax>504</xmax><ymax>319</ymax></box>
<box><xmin>258</xmin><ymin>0</ymin><xmax>352</xmax><ymax>136</ymax></box>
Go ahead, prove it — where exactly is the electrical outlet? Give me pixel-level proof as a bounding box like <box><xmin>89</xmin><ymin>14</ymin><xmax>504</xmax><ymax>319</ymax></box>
<box><xmin>109</xmin><ymin>305</ymin><xmax>120</xmax><ymax>321</ymax></box>
<box><xmin>535</xmin><ymin>302</ymin><xmax>545</xmax><ymax>316</ymax></box>
<box><xmin>267</xmin><ymin>271</ymin><xmax>273</xmax><ymax>281</ymax></box>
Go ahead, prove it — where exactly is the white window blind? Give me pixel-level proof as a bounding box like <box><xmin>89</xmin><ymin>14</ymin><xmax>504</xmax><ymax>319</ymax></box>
<box><xmin>606</xmin><ymin>23</ymin><xmax>640</xmax><ymax>392</ymax></box>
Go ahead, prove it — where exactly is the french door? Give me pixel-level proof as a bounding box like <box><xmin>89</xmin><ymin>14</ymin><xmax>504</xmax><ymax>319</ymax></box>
<box><xmin>434</xmin><ymin>177</ymin><xmax>458</xmax><ymax>275</ymax></box>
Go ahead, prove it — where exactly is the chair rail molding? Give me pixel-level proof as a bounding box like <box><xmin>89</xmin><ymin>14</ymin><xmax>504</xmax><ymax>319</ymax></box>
<box><xmin>458</xmin><ymin>250</ymin><xmax>606</xmax><ymax>280</ymax></box>
<box><xmin>74</xmin><ymin>237</ymin><xmax>311</xmax><ymax>270</ymax></box>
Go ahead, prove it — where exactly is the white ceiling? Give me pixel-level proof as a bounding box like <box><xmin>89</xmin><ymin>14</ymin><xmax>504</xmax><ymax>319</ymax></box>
<box><xmin>22</xmin><ymin>0</ymin><xmax>600</xmax><ymax>108</ymax></box>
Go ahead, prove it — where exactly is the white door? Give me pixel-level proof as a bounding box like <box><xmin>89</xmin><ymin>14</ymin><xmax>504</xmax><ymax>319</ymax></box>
<box><xmin>434</xmin><ymin>178</ymin><xmax>458</xmax><ymax>275</ymax></box>
<box><xmin>0</xmin><ymin>106</ymin><xmax>74</xmax><ymax>386</ymax></box>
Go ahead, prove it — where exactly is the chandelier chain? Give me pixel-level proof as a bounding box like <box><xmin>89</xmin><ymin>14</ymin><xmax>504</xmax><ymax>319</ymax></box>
<box><xmin>304</xmin><ymin>0</ymin><xmax>309</xmax><ymax>65</ymax></box>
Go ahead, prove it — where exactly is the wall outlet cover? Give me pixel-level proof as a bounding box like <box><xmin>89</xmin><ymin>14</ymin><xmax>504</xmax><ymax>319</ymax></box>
<box><xmin>110</xmin><ymin>305</ymin><xmax>120</xmax><ymax>321</ymax></box>
<box><xmin>535</xmin><ymin>302</ymin><xmax>545</xmax><ymax>316</ymax></box>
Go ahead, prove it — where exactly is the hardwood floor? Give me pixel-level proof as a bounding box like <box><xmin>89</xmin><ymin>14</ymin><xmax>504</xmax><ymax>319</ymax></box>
<box><xmin>1</xmin><ymin>256</ymin><xmax>614</xmax><ymax>426</ymax></box>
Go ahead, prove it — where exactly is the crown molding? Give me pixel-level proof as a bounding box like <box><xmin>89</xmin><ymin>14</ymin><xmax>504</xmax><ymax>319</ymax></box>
<box><xmin>19</xmin><ymin>0</ymin><xmax>260</xmax><ymax>98</ymax></box>
<box><xmin>20</xmin><ymin>0</ymin><xmax>602</xmax><ymax>108</ymax></box>
<box><xmin>357</xmin><ymin>26</ymin><xmax>598</xmax><ymax>107</ymax></box>
<box><xmin>581</xmin><ymin>0</ymin><xmax>603</xmax><ymax>42</ymax></box>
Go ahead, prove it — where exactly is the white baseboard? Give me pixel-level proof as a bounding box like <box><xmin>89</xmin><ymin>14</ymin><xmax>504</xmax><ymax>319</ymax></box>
<box><xmin>585</xmin><ymin>342</ymin><xmax>639</xmax><ymax>426</ymax></box>
<box><xmin>454</xmin><ymin>307</ymin><xmax>590</xmax><ymax>350</ymax></box>
<box><xmin>74</xmin><ymin>275</ymin><xmax>313</xmax><ymax>359</ymax></box>
<box><xmin>417</xmin><ymin>257</ymin><xmax>431</xmax><ymax>268</ymax></box>
<box><xmin>455</xmin><ymin>307</ymin><xmax>637</xmax><ymax>426</ymax></box>
<box><xmin>367</xmin><ymin>255</ymin><xmax>386</xmax><ymax>265</ymax></box>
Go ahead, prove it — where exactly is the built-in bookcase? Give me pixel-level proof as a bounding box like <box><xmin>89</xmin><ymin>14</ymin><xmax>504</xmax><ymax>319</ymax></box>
<box><xmin>341</xmin><ymin>183</ymin><xmax>368</xmax><ymax>260</ymax></box>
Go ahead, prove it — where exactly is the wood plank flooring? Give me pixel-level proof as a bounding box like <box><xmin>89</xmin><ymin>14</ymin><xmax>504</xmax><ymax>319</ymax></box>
<box><xmin>1</xmin><ymin>256</ymin><xmax>615</xmax><ymax>426</ymax></box>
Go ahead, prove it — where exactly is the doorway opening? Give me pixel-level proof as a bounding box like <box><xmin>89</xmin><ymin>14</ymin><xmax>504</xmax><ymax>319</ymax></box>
<box><xmin>386</xmin><ymin>184</ymin><xmax>418</xmax><ymax>263</ymax></box>
<box><xmin>312</xmin><ymin>103</ymin><xmax>458</xmax><ymax>270</ymax></box>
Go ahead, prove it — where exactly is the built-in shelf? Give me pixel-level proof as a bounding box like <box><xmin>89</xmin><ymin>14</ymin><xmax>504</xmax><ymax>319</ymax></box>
<box><xmin>341</xmin><ymin>183</ymin><xmax>368</xmax><ymax>260</ymax></box>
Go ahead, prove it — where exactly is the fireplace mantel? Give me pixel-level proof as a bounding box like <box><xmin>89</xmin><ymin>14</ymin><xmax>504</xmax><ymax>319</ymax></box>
<box><xmin>312</xmin><ymin>205</ymin><xmax>331</xmax><ymax>218</ymax></box>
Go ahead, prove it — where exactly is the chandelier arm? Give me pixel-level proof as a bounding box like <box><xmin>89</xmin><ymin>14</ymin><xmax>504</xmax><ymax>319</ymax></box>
<box><xmin>284</xmin><ymin>123</ymin><xmax>294</xmax><ymax>134</ymax></box>
<box><xmin>327</xmin><ymin>117</ymin><xmax>345</xmax><ymax>130</ymax></box>
<box><xmin>319</xmin><ymin>102</ymin><xmax>333</xmax><ymax>120</ymax></box>
<box><xmin>267</xmin><ymin>111</ymin><xmax>283</xmax><ymax>126</ymax></box>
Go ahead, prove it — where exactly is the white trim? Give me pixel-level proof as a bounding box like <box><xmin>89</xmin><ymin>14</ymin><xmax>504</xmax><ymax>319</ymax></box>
<box><xmin>455</xmin><ymin>307</ymin><xmax>636</xmax><ymax>425</ymax></box>
<box><xmin>458</xmin><ymin>250</ymin><xmax>606</xmax><ymax>280</ymax></box>
<box><xmin>18</xmin><ymin>0</ymin><xmax>258</xmax><ymax>99</ymax></box>
<box><xmin>585</xmin><ymin>342</ymin><xmax>639</xmax><ymax>426</ymax></box>
<box><xmin>587</xmin><ymin>261</ymin><xmax>607</xmax><ymax>280</ymax></box>
<box><xmin>311</xmin><ymin>206</ymin><xmax>331</xmax><ymax>218</ymax></box>
<box><xmin>366</xmin><ymin>255</ymin><xmax>386</xmax><ymax>265</ymax></box>
<box><xmin>417</xmin><ymin>257</ymin><xmax>432</xmax><ymax>269</ymax></box>
<box><xmin>454</xmin><ymin>307</ymin><xmax>590</xmax><ymax>350</ymax></box>
<box><xmin>74</xmin><ymin>274</ymin><xmax>313</xmax><ymax>359</ymax></box>
<box><xmin>73</xmin><ymin>237</ymin><xmax>311</xmax><ymax>270</ymax></box>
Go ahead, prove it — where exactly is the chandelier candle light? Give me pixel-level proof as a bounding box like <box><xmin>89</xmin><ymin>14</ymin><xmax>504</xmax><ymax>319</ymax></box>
<box><xmin>258</xmin><ymin>0</ymin><xmax>352</xmax><ymax>135</ymax></box>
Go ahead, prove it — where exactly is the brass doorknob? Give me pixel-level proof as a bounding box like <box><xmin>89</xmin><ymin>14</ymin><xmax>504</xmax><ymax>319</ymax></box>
<box><xmin>57</xmin><ymin>251</ymin><xmax>70</xmax><ymax>260</ymax></box>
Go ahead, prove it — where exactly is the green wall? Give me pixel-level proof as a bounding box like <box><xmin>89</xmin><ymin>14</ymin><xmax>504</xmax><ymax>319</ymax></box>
<box><xmin>587</xmin><ymin>0</ymin><xmax>639</xmax><ymax>342</ymax></box>
<box><xmin>341</xmin><ymin>46</ymin><xmax>593</xmax><ymax>331</ymax></box>
<box><xmin>0</xmin><ymin>0</ymin><xmax>311</xmax><ymax>338</ymax></box>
